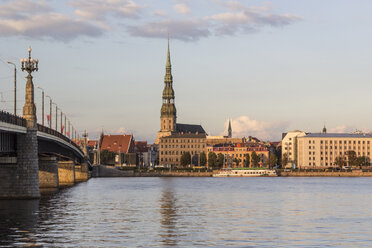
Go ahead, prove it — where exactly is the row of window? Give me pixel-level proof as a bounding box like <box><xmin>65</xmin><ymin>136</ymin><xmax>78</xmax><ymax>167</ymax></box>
<box><xmin>308</xmin><ymin>140</ymin><xmax>371</xmax><ymax>145</ymax></box>
<box><xmin>161</xmin><ymin>144</ymin><xmax>205</xmax><ymax>149</ymax></box>
<box><xmin>162</xmin><ymin>139</ymin><xmax>205</xmax><ymax>143</ymax></box>
<box><xmin>309</xmin><ymin>146</ymin><xmax>370</xmax><ymax>150</ymax></box>
<box><xmin>161</xmin><ymin>150</ymin><xmax>200</xmax><ymax>155</ymax></box>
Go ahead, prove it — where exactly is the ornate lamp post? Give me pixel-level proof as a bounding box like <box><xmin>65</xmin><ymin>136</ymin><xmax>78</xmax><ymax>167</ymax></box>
<box><xmin>37</xmin><ymin>86</ymin><xmax>45</xmax><ymax>126</ymax></box>
<box><xmin>21</xmin><ymin>46</ymin><xmax>39</xmax><ymax>128</ymax></box>
<box><xmin>7</xmin><ymin>61</ymin><xmax>16</xmax><ymax>115</ymax></box>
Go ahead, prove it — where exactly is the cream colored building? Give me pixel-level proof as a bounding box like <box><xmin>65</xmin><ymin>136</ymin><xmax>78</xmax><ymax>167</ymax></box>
<box><xmin>297</xmin><ymin>133</ymin><xmax>372</xmax><ymax>168</ymax></box>
<box><xmin>159</xmin><ymin>133</ymin><xmax>207</xmax><ymax>167</ymax></box>
<box><xmin>281</xmin><ymin>130</ymin><xmax>306</xmax><ymax>167</ymax></box>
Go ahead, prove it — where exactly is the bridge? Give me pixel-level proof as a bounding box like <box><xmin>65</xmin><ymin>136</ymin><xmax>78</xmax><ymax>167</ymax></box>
<box><xmin>0</xmin><ymin>48</ymin><xmax>90</xmax><ymax>199</ymax></box>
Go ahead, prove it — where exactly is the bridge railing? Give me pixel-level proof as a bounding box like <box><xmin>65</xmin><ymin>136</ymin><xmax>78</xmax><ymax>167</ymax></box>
<box><xmin>0</xmin><ymin>110</ymin><xmax>83</xmax><ymax>155</ymax></box>
<box><xmin>0</xmin><ymin>110</ymin><xmax>27</xmax><ymax>127</ymax></box>
<box><xmin>37</xmin><ymin>124</ymin><xmax>83</xmax><ymax>154</ymax></box>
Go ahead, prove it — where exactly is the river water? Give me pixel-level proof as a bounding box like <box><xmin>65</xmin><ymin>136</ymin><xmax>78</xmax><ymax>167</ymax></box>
<box><xmin>1</xmin><ymin>177</ymin><xmax>372</xmax><ymax>247</ymax></box>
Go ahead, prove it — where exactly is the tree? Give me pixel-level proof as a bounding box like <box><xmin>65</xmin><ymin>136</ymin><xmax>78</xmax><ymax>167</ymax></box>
<box><xmin>282</xmin><ymin>153</ymin><xmax>289</xmax><ymax>168</ymax></box>
<box><xmin>192</xmin><ymin>154</ymin><xmax>199</xmax><ymax>166</ymax></box>
<box><xmin>356</xmin><ymin>156</ymin><xmax>368</xmax><ymax>169</ymax></box>
<box><xmin>335</xmin><ymin>156</ymin><xmax>345</xmax><ymax>169</ymax></box>
<box><xmin>180</xmin><ymin>152</ymin><xmax>191</xmax><ymax>167</ymax></box>
<box><xmin>233</xmin><ymin>158</ymin><xmax>241</xmax><ymax>167</ymax></box>
<box><xmin>100</xmin><ymin>150</ymin><xmax>116</xmax><ymax>165</ymax></box>
<box><xmin>346</xmin><ymin>150</ymin><xmax>357</xmax><ymax>167</ymax></box>
<box><xmin>208</xmin><ymin>152</ymin><xmax>217</xmax><ymax>168</ymax></box>
<box><xmin>244</xmin><ymin>153</ymin><xmax>250</xmax><ymax>167</ymax></box>
<box><xmin>216</xmin><ymin>153</ymin><xmax>224</xmax><ymax>168</ymax></box>
<box><xmin>200</xmin><ymin>152</ymin><xmax>207</xmax><ymax>167</ymax></box>
<box><xmin>267</xmin><ymin>154</ymin><xmax>278</xmax><ymax>169</ymax></box>
<box><xmin>251</xmin><ymin>151</ymin><xmax>260</xmax><ymax>167</ymax></box>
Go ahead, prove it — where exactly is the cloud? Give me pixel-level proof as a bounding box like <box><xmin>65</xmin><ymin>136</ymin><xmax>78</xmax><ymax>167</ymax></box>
<box><xmin>223</xmin><ymin>116</ymin><xmax>289</xmax><ymax>141</ymax></box>
<box><xmin>0</xmin><ymin>0</ymin><xmax>104</xmax><ymax>41</ymax></box>
<box><xmin>0</xmin><ymin>13</ymin><xmax>103</xmax><ymax>41</ymax></box>
<box><xmin>153</xmin><ymin>10</ymin><xmax>167</xmax><ymax>17</ymax></box>
<box><xmin>69</xmin><ymin>0</ymin><xmax>144</xmax><ymax>20</ymax></box>
<box><xmin>0</xmin><ymin>0</ymin><xmax>51</xmax><ymax>19</ymax></box>
<box><xmin>128</xmin><ymin>2</ymin><xmax>301</xmax><ymax>41</ymax></box>
<box><xmin>127</xmin><ymin>19</ymin><xmax>210</xmax><ymax>41</ymax></box>
<box><xmin>208</xmin><ymin>5</ymin><xmax>301</xmax><ymax>35</ymax></box>
<box><xmin>328</xmin><ymin>125</ymin><xmax>355</xmax><ymax>133</ymax></box>
<box><xmin>173</xmin><ymin>3</ymin><xmax>190</xmax><ymax>14</ymax></box>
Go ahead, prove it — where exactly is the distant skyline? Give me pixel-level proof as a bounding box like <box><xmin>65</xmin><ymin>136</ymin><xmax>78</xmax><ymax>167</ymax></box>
<box><xmin>1</xmin><ymin>0</ymin><xmax>372</xmax><ymax>142</ymax></box>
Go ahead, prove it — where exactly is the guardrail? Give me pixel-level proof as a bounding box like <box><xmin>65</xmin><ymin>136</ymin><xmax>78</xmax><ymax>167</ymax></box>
<box><xmin>37</xmin><ymin>124</ymin><xmax>83</xmax><ymax>154</ymax></box>
<box><xmin>0</xmin><ymin>110</ymin><xmax>27</xmax><ymax>127</ymax></box>
<box><xmin>0</xmin><ymin>110</ymin><xmax>84</xmax><ymax>155</ymax></box>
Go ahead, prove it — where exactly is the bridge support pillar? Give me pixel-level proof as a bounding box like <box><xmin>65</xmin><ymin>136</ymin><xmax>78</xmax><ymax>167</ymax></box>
<box><xmin>75</xmin><ymin>162</ymin><xmax>88</xmax><ymax>182</ymax></box>
<box><xmin>58</xmin><ymin>160</ymin><xmax>75</xmax><ymax>187</ymax></box>
<box><xmin>0</xmin><ymin>129</ymin><xmax>40</xmax><ymax>199</ymax></box>
<box><xmin>39</xmin><ymin>156</ymin><xmax>59</xmax><ymax>189</ymax></box>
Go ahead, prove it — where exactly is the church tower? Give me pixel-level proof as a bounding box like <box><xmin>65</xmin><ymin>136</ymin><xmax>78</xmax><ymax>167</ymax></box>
<box><xmin>160</xmin><ymin>39</ymin><xmax>177</xmax><ymax>132</ymax></box>
<box><xmin>156</xmin><ymin>39</ymin><xmax>177</xmax><ymax>144</ymax></box>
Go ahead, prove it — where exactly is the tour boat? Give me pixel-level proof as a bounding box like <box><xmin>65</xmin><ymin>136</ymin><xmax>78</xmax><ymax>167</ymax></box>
<box><xmin>213</xmin><ymin>169</ymin><xmax>277</xmax><ymax>177</ymax></box>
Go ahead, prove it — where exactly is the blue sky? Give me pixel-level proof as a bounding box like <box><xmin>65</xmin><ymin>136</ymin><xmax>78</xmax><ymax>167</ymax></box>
<box><xmin>1</xmin><ymin>0</ymin><xmax>372</xmax><ymax>142</ymax></box>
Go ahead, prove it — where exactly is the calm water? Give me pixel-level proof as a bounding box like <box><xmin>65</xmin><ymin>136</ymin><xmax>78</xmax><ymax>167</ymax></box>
<box><xmin>1</xmin><ymin>177</ymin><xmax>372</xmax><ymax>247</ymax></box>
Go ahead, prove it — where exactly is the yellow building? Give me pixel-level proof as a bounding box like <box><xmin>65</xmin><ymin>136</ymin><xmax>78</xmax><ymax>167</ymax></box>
<box><xmin>297</xmin><ymin>133</ymin><xmax>372</xmax><ymax>168</ymax></box>
<box><xmin>206</xmin><ymin>143</ymin><xmax>270</xmax><ymax>167</ymax></box>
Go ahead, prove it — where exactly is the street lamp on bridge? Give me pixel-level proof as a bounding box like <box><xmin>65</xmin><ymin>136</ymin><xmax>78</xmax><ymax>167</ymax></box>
<box><xmin>21</xmin><ymin>46</ymin><xmax>39</xmax><ymax>127</ymax></box>
<box><xmin>7</xmin><ymin>61</ymin><xmax>16</xmax><ymax>116</ymax></box>
<box><xmin>36</xmin><ymin>85</ymin><xmax>45</xmax><ymax>126</ymax></box>
<box><xmin>46</xmin><ymin>95</ymin><xmax>52</xmax><ymax>129</ymax></box>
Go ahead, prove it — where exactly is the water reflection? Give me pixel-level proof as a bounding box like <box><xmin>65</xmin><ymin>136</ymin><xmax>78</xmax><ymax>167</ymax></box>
<box><xmin>159</xmin><ymin>179</ymin><xmax>179</xmax><ymax>247</ymax></box>
<box><xmin>0</xmin><ymin>200</ymin><xmax>40</xmax><ymax>247</ymax></box>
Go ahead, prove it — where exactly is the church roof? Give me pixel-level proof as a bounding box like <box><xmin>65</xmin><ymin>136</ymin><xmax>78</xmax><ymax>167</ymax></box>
<box><xmin>176</xmin><ymin>123</ymin><xmax>206</xmax><ymax>134</ymax></box>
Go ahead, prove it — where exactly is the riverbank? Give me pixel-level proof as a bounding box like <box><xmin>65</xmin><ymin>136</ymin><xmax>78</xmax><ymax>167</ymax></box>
<box><xmin>92</xmin><ymin>165</ymin><xmax>213</xmax><ymax>177</ymax></box>
<box><xmin>279</xmin><ymin>169</ymin><xmax>372</xmax><ymax>177</ymax></box>
<box><xmin>92</xmin><ymin>165</ymin><xmax>372</xmax><ymax>177</ymax></box>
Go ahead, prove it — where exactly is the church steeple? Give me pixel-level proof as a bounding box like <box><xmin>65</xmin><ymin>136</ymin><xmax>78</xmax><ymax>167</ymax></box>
<box><xmin>228</xmin><ymin>119</ymin><xmax>232</xmax><ymax>138</ymax></box>
<box><xmin>160</xmin><ymin>38</ymin><xmax>177</xmax><ymax>132</ymax></box>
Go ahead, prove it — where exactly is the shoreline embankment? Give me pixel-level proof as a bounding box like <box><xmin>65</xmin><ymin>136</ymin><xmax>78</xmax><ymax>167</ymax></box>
<box><xmin>92</xmin><ymin>165</ymin><xmax>372</xmax><ymax>178</ymax></box>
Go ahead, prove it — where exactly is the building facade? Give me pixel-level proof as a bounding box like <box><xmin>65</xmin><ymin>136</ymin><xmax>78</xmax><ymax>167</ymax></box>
<box><xmin>281</xmin><ymin>130</ymin><xmax>306</xmax><ymax>168</ymax></box>
<box><xmin>206</xmin><ymin>142</ymin><xmax>270</xmax><ymax>167</ymax></box>
<box><xmin>297</xmin><ymin>133</ymin><xmax>372</xmax><ymax>168</ymax></box>
<box><xmin>159</xmin><ymin>133</ymin><xmax>207</xmax><ymax>167</ymax></box>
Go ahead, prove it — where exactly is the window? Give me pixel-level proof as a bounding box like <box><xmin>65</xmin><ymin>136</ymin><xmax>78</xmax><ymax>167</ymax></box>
<box><xmin>309</xmin><ymin>140</ymin><xmax>311</xmax><ymax>144</ymax></box>
<box><xmin>309</xmin><ymin>146</ymin><xmax>312</xmax><ymax>149</ymax></box>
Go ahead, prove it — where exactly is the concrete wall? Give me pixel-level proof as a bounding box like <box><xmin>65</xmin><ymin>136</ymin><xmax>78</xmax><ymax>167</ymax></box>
<box><xmin>280</xmin><ymin>170</ymin><xmax>372</xmax><ymax>177</ymax></box>
<box><xmin>39</xmin><ymin>157</ymin><xmax>59</xmax><ymax>189</ymax></box>
<box><xmin>75</xmin><ymin>163</ymin><xmax>88</xmax><ymax>182</ymax></box>
<box><xmin>0</xmin><ymin>129</ymin><xmax>40</xmax><ymax>199</ymax></box>
<box><xmin>58</xmin><ymin>161</ymin><xmax>75</xmax><ymax>186</ymax></box>
<box><xmin>92</xmin><ymin>165</ymin><xmax>213</xmax><ymax>177</ymax></box>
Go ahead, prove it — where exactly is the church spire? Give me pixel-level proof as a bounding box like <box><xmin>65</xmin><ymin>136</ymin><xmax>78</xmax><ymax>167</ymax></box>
<box><xmin>228</xmin><ymin>119</ymin><xmax>232</xmax><ymax>138</ymax></box>
<box><xmin>166</xmin><ymin>36</ymin><xmax>171</xmax><ymax>69</ymax></box>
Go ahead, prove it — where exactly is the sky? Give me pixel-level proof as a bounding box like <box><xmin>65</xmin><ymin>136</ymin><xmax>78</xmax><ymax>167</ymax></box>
<box><xmin>1</xmin><ymin>0</ymin><xmax>372</xmax><ymax>142</ymax></box>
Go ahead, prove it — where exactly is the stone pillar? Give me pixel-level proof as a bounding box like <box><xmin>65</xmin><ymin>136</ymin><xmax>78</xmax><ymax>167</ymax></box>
<box><xmin>23</xmin><ymin>74</ymin><xmax>37</xmax><ymax>129</ymax></box>
<box><xmin>58</xmin><ymin>161</ymin><xmax>75</xmax><ymax>187</ymax></box>
<box><xmin>0</xmin><ymin>130</ymin><xmax>40</xmax><ymax>199</ymax></box>
<box><xmin>75</xmin><ymin>162</ymin><xmax>88</xmax><ymax>182</ymax></box>
<box><xmin>39</xmin><ymin>156</ymin><xmax>59</xmax><ymax>189</ymax></box>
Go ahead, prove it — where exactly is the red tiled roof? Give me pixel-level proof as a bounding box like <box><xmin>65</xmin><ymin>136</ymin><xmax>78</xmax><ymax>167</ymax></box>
<box><xmin>135</xmin><ymin>141</ymin><xmax>148</xmax><ymax>153</ymax></box>
<box><xmin>101</xmin><ymin>135</ymin><xmax>133</xmax><ymax>153</ymax></box>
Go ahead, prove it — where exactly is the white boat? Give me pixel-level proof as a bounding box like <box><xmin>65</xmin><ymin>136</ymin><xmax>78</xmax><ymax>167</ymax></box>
<box><xmin>213</xmin><ymin>169</ymin><xmax>277</xmax><ymax>177</ymax></box>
